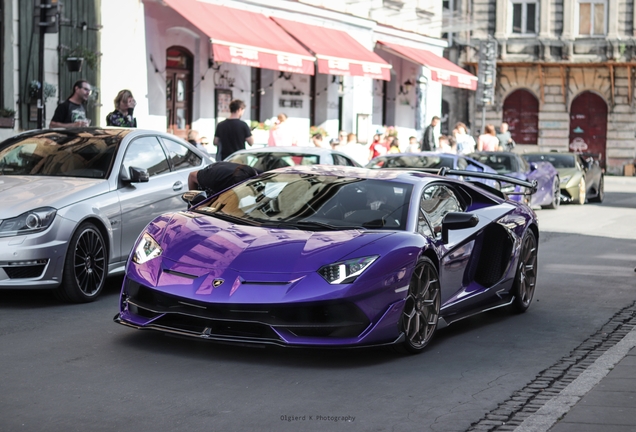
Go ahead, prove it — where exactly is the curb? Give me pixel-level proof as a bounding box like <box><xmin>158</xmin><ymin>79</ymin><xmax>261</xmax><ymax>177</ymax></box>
<box><xmin>467</xmin><ymin>301</ymin><xmax>636</xmax><ymax>432</ymax></box>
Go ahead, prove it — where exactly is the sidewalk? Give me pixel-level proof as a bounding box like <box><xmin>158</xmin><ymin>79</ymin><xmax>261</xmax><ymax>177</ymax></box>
<box><xmin>516</xmin><ymin>327</ymin><xmax>636</xmax><ymax>432</ymax></box>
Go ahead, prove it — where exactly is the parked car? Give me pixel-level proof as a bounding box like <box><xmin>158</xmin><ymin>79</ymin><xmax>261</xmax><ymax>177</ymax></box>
<box><xmin>0</xmin><ymin>127</ymin><xmax>213</xmax><ymax>302</ymax></box>
<box><xmin>522</xmin><ymin>152</ymin><xmax>604</xmax><ymax>204</ymax></box>
<box><xmin>115</xmin><ymin>165</ymin><xmax>539</xmax><ymax>353</ymax></box>
<box><xmin>366</xmin><ymin>152</ymin><xmax>500</xmax><ymax>189</ymax></box>
<box><xmin>470</xmin><ymin>151</ymin><xmax>561</xmax><ymax>209</ymax></box>
<box><xmin>225</xmin><ymin>146</ymin><xmax>362</xmax><ymax>170</ymax></box>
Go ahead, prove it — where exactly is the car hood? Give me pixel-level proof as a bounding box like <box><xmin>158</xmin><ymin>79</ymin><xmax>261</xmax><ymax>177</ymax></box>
<box><xmin>0</xmin><ymin>176</ymin><xmax>109</xmax><ymax>217</ymax></box>
<box><xmin>155</xmin><ymin>212</ymin><xmax>394</xmax><ymax>273</ymax></box>
<box><xmin>557</xmin><ymin>168</ymin><xmax>580</xmax><ymax>177</ymax></box>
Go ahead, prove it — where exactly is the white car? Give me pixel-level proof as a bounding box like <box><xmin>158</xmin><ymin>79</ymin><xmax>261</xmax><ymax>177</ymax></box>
<box><xmin>225</xmin><ymin>146</ymin><xmax>362</xmax><ymax>170</ymax></box>
<box><xmin>0</xmin><ymin>127</ymin><xmax>212</xmax><ymax>302</ymax></box>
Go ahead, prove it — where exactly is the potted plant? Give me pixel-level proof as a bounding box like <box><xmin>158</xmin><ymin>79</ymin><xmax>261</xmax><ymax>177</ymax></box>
<box><xmin>0</xmin><ymin>108</ymin><xmax>16</xmax><ymax>128</ymax></box>
<box><xmin>63</xmin><ymin>46</ymin><xmax>100</xmax><ymax>72</ymax></box>
<box><xmin>28</xmin><ymin>80</ymin><xmax>57</xmax><ymax>103</ymax></box>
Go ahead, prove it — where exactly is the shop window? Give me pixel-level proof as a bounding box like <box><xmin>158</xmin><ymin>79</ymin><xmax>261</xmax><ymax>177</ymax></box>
<box><xmin>510</xmin><ymin>0</ymin><xmax>538</xmax><ymax>35</ymax></box>
<box><xmin>502</xmin><ymin>89</ymin><xmax>538</xmax><ymax>145</ymax></box>
<box><xmin>577</xmin><ymin>0</ymin><xmax>607</xmax><ymax>36</ymax></box>
<box><xmin>165</xmin><ymin>47</ymin><xmax>193</xmax><ymax>138</ymax></box>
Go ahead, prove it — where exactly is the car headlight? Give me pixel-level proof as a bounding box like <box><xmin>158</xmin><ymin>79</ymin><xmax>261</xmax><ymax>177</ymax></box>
<box><xmin>318</xmin><ymin>256</ymin><xmax>378</xmax><ymax>284</ymax></box>
<box><xmin>560</xmin><ymin>175</ymin><xmax>571</xmax><ymax>184</ymax></box>
<box><xmin>0</xmin><ymin>207</ymin><xmax>57</xmax><ymax>238</ymax></box>
<box><xmin>132</xmin><ymin>233</ymin><xmax>163</xmax><ymax>264</ymax></box>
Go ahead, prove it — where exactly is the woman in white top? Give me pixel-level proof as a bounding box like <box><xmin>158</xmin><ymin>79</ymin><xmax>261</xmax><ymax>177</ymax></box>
<box><xmin>454</xmin><ymin>122</ymin><xmax>476</xmax><ymax>155</ymax></box>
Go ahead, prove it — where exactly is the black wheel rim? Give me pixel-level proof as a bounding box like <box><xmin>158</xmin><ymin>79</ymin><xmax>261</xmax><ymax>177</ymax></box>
<box><xmin>73</xmin><ymin>228</ymin><xmax>106</xmax><ymax>296</ymax></box>
<box><xmin>403</xmin><ymin>262</ymin><xmax>440</xmax><ymax>349</ymax></box>
<box><xmin>517</xmin><ymin>234</ymin><xmax>537</xmax><ymax>307</ymax></box>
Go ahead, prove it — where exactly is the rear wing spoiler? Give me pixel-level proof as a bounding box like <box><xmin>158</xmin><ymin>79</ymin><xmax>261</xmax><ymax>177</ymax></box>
<box><xmin>383</xmin><ymin>167</ymin><xmax>538</xmax><ymax>195</ymax></box>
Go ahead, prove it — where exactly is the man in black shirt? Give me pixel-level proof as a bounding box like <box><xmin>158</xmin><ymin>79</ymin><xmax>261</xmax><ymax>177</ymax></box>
<box><xmin>214</xmin><ymin>99</ymin><xmax>254</xmax><ymax>160</ymax></box>
<box><xmin>50</xmin><ymin>80</ymin><xmax>91</xmax><ymax>128</ymax></box>
<box><xmin>420</xmin><ymin>116</ymin><xmax>440</xmax><ymax>151</ymax></box>
<box><xmin>188</xmin><ymin>161</ymin><xmax>261</xmax><ymax>195</ymax></box>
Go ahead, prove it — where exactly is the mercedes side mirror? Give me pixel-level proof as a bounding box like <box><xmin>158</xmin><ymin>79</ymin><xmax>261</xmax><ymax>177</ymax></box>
<box><xmin>129</xmin><ymin>166</ymin><xmax>149</xmax><ymax>183</ymax></box>
<box><xmin>441</xmin><ymin>212</ymin><xmax>479</xmax><ymax>244</ymax></box>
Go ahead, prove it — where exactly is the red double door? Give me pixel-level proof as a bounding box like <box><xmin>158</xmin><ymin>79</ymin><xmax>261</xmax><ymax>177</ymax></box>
<box><xmin>569</xmin><ymin>91</ymin><xmax>607</xmax><ymax>166</ymax></box>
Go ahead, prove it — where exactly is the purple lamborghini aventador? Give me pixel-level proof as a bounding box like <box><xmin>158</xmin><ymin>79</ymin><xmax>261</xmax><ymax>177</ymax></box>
<box><xmin>114</xmin><ymin>166</ymin><xmax>539</xmax><ymax>353</ymax></box>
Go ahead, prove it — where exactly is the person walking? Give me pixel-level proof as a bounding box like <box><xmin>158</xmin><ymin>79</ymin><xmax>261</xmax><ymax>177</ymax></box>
<box><xmin>420</xmin><ymin>116</ymin><xmax>440</xmax><ymax>151</ymax></box>
<box><xmin>214</xmin><ymin>99</ymin><xmax>254</xmax><ymax>161</ymax></box>
<box><xmin>311</xmin><ymin>133</ymin><xmax>328</xmax><ymax>148</ymax></box>
<box><xmin>106</xmin><ymin>89</ymin><xmax>137</xmax><ymax>127</ymax></box>
<box><xmin>497</xmin><ymin>122</ymin><xmax>515</xmax><ymax>151</ymax></box>
<box><xmin>49</xmin><ymin>80</ymin><xmax>91</xmax><ymax>128</ymax></box>
<box><xmin>267</xmin><ymin>113</ymin><xmax>296</xmax><ymax>146</ymax></box>
<box><xmin>340</xmin><ymin>133</ymin><xmax>369</xmax><ymax>165</ymax></box>
<box><xmin>478</xmin><ymin>124</ymin><xmax>502</xmax><ymax>151</ymax></box>
<box><xmin>187</xmin><ymin>129</ymin><xmax>208</xmax><ymax>154</ymax></box>
<box><xmin>454</xmin><ymin>122</ymin><xmax>476</xmax><ymax>155</ymax></box>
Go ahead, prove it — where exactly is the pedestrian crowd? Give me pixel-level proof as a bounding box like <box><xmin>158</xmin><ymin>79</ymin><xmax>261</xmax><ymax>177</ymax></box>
<box><xmin>48</xmin><ymin>84</ymin><xmax>517</xmax><ymax>191</ymax></box>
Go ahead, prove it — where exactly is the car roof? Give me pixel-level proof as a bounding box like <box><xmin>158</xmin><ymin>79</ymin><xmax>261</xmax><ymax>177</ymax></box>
<box><xmin>376</xmin><ymin>151</ymin><xmax>458</xmax><ymax>160</ymax></box>
<box><xmin>267</xmin><ymin>164</ymin><xmax>445</xmax><ymax>184</ymax></box>
<box><xmin>229</xmin><ymin>146</ymin><xmax>340</xmax><ymax>156</ymax></box>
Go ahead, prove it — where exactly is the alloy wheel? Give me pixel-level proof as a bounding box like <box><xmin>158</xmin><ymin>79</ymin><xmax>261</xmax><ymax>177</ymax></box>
<box><xmin>402</xmin><ymin>259</ymin><xmax>440</xmax><ymax>351</ymax></box>
<box><xmin>72</xmin><ymin>227</ymin><xmax>106</xmax><ymax>296</ymax></box>
<box><xmin>512</xmin><ymin>231</ymin><xmax>538</xmax><ymax>312</ymax></box>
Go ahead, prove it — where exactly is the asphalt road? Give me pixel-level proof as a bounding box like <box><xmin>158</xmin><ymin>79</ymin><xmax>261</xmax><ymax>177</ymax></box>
<box><xmin>1</xmin><ymin>177</ymin><xmax>635</xmax><ymax>432</ymax></box>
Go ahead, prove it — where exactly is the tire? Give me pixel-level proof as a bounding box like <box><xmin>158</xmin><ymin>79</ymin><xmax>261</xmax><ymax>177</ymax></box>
<box><xmin>510</xmin><ymin>230</ymin><xmax>538</xmax><ymax>313</ymax></box>
<box><xmin>589</xmin><ymin>176</ymin><xmax>604</xmax><ymax>203</ymax></box>
<box><xmin>398</xmin><ymin>257</ymin><xmax>441</xmax><ymax>354</ymax></box>
<box><xmin>55</xmin><ymin>222</ymin><xmax>108</xmax><ymax>303</ymax></box>
<box><xmin>576</xmin><ymin>178</ymin><xmax>586</xmax><ymax>205</ymax></box>
<box><xmin>542</xmin><ymin>177</ymin><xmax>560</xmax><ymax>209</ymax></box>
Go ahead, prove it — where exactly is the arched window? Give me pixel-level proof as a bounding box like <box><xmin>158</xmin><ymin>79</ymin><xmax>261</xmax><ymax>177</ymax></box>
<box><xmin>165</xmin><ymin>47</ymin><xmax>193</xmax><ymax>137</ymax></box>
<box><xmin>502</xmin><ymin>89</ymin><xmax>539</xmax><ymax>145</ymax></box>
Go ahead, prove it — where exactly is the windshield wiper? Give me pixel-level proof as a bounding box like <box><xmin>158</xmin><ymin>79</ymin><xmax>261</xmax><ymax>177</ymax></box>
<box><xmin>294</xmin><ymin>220</ymin><xmax>365</xmax><ymax>231</ymax></box>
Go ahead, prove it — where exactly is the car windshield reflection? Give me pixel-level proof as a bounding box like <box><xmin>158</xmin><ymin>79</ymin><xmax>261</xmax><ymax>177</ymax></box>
<box><xmin>195</xmin><ymin>173</ymin><xmax>413</xmax><ymax>230</ymax></box>
<box><xmin>226</xmin><ymin>152</ymin><xmax>321</xmax><ymax>171</ymax></box>
<box><xmin>0</xmin><ymin>130</ymin><xmax>126</xmax><ymax>179</ymax></box>
<box><xmin>523</xmin><ymin>154</ymin><xmax>576</xmax><ymax>168</ymax></box>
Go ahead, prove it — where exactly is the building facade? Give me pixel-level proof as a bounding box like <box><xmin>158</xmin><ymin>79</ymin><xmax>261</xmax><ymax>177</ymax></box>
<box><xmin>2</xmin><ymin>0</ymin><xmax>475</xmax><ymax>152</ymax></box>
<box><xmin>465</xmin><ymin>0</ymin><xmax>636</xmax><ymax>173</ymax></box>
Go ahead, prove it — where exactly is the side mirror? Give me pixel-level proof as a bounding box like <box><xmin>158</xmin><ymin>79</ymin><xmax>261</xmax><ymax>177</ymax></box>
<box><xmin>441</xmin><ymin>212</ymin><xmax>479</xmax><ymax>244</ymax></box>
<box><xmin>129</xmin><ymin>166</ymin><xmax>149</xmax><ymax>183</ymax></box>
<box><xmin>529</xmin><ymin>162</ymin><xmax>538</xmax><ymax>171</ymax></box>
<box><xmin>182</xmin><ymin>190</ymin><xmax>208</xmax><ymax>208</ymax></box>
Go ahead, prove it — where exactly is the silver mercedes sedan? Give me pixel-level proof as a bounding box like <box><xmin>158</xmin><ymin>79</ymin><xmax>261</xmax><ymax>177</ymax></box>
<box><xmin>0</xmin><ymin>127</ymin><xmax>212</xmax><ymax>302</ymax></box>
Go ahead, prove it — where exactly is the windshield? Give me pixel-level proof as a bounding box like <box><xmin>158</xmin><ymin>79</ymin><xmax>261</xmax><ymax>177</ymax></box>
<box><xmin>366</xmin><ymin>155</ymin><xmax>454</xmax><ymax>169</ymax></box>
<box><xmin>523</xmin><ymin>153</ymin><xmax>576</xmax><ymax>168</ymax></box>
<box><xmin>470</xmin><ymin>153</ymin><xmax>518</xmax><ymax>174</ymax></box>
<box><xmin>196</xmin><ymin>173</ymin><xmax>413</xmax><ymax>230</ymax></box>
<box><xmin>226</xmin><ymin>152</ymin><xmax>320</xmax><ymax>172</ymax></box>
<box><xmin>0</xmin><ymin>131</ymin><xmax>124</xmax><ymax>179</ymax></box>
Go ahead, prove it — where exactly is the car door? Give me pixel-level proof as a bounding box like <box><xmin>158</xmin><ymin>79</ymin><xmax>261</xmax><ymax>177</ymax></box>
<box><xmin>417</xmin><ymin>184</ymin><xmax>474</xmax><ymax>307</ymax></box>
<box><xmin>116</xmin><ymin>135</ymin><xmax>186</xmax><ymax>261</ymax></box>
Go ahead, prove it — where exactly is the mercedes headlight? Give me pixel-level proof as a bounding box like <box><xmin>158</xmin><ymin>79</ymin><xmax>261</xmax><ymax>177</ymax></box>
<box><xmin>0</xmin><ymin>207</ymin><xmax>56</xmax><ymax>238</ymax></box>
<box><xmin>132</xmin><ymin>233</ymin><xmax>163</xmax><ymax>264</ymax></box>
<box><xmin>560</xmin><ymin>175</ymin><xmax>571</xmax><ymax>184</ymax></box>
<box><xmin>318</xmin><ymin>256</ymin><xmax>378</xmax><ymax>284</ymax></box>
